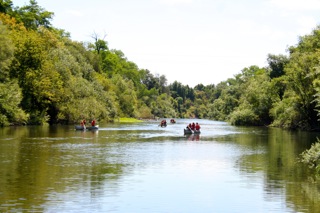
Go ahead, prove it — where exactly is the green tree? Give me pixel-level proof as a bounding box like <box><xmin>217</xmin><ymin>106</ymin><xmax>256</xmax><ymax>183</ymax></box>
<box><xmin>8</xmin><ymin>27</ymin><xmax>61</xmax><ymax>124</ymax></box>
<box><xmin>274</xmin><ymin>52</ymin><xmax>319</xmax><ymax>129</ymax></box>
<box><xmin>0</xmin><ymin>0</ymin><xmax>13</xmax><ymax>14</ymax></box>
<box><xmin>151</xmin><ymin>93</ymin><xmax>176</xmax><ymax>118</ymax></box>
<box><xmin>0</xmin><ymin>21</ymin><xmax>14</xmax><ymax>82</ymax></box>
<box><xmin>90</xmin><ymin>34</ymin><xmax>108</xmax><ymax>55</ymax></box>
<box><xmin>267</xmin><ymin>54</ymin><xmax>289</xmax><ymax>79</ymax></box>
<box><xmin>207</xmin><ymin>80</ymin><xmax>240</xmax><ymax>121</ymax></box>
<box><xmin>269</xmin><ymin>26</ymin><xmax>320</xmax><ymax>129</ymax></box>
<box><xmin>15</xmin><ymin>0</ymin><xmax>54</xmax><ymax>30</ymax></box>
<box><xmin>0</xmin><ymin>80</ymin><xmax>28</xmax><ymax>126</ymax></box>
<box><xmin>112</xmin><ymin>75</ymin><xmax>138</xmax><ymax>117</ymax></box>
<box><xmin>229</xmin><ymin>69</ymin><xmax>273</xmax><ymax>125</ymax></box>
<box><xmin>140</xmin><ymin>69</ymin><xmax>159</xmax><ymax>90</ymax></box>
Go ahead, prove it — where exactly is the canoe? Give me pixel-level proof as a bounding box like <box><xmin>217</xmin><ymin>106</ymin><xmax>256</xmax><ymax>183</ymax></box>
<box><xmin>160</xmin><ymin>119</ymin><xmax>167</xmax><ymax>127</ymax></box>
<box><xmin>75</xmin><ymin>125</ymin><xmax>99</xmax><ymax>131</ymax></box>
<box><xmin>184</xmin><ymin>129</ymin><xmax>201</xmax><ymax>134</ymax></box>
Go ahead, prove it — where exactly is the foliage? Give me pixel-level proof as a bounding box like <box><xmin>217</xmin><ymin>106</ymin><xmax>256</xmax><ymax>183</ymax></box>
<box><xmin>229</xmin><ymin>106</ymin><xmax>259</xmax><ymax>126</ymax></box>
<box><xmin>0</xmin><ymin>21</ymin><xmax>14</xmax><ymax>81</ymax></box>
<box><xmin>270</xmin><ymin>94</ymin><xmax>302</xmax><ymax>129</ymax></box>
<box><xmin>0</xmin><ymin>80</ymin><xmax>28</xmax><ymax>126</ymax></box>
<box><xmin>270</xmin><ymin>27</ymin><xmax>320</xmax><ymax>130</ymax></box>
<box><xmin>207</xmin><ymin>80</ymin><xmax>240</xmax><ymax>121</ymax></box>
<box><xmin>266</xmin><ymin>53</ymin><xmax>289</xmax><ymax>79</ymax></box>
<box><xmin>231</xmin><ymin>67</ymin><xmax>274</xmax><ymax>125</ymax></box>
<box><xmin>15</xmin><ymin>0</ymin><xmax>54</xmax><ymax>30</ymax></box>
<box><xmin>136</xmin><ymin>103</ymin><xmax>153</xmax><ymax>119</ymax></box>
<box><xmin>112</xmin><ymin>75</ymin><xmax>138</xmax><ymax>117</ymax></box>
<box><xmin>299</xmin><ymin>139</ymin><xmax>320</xmax><ymax>174</ymax></box>
<box><xmin>149</xmin><ymin>93</ymin><xmax>176</xmax><ymax>118</ymax></box>
<box><xmin>0</xmin><ymin>0</ymin><xmax>13</xmax><ymax>14</ymax></box>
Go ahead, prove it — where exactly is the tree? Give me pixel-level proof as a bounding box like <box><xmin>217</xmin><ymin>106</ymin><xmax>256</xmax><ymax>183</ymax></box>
<box><xmin>112</xmin><ymin>75</ymin><xmax>138</xmax><ymax>117</ymax></box>
<box><xmin>207</xmin><ymin>79</ymin><xmax>241</xmax><ymax>121</ymax></box>
<box><xmin>16</xmin><ymin>0</ymin><xmax>54</xmax><ymax>30</ymax></box>
<box><xmin>270</xmin><ymin>26</ymin><xmax>320</xmax><ymax>129</ymax></box>
<box><xmin>0</xmin><ymin>21</ymin><xmax>14</xmax><ymax>82</ymax></box>
<box><xmin>140</xmin><ymin>69</ymin><xmax>158</xmax><ymax>90</ymax></box>
<box><xmin>90</xmin><ymin>32</ymin><xmax>108</xmax><ymax>54</ymax></box>
<box><xmin>229</xmin><ymin>69</ymin><xmax>273</xmax><ymax>126</ymax></box>
<box><xmin>0</xmin><ymin>80</ymin><xmax>28</xmax><ymax>126</ymax></box>
<box><xmin>267</xmin><ymin>54</ymin><xmax>289</xmax><ymax>79</ymax></box>
<box><xmin>0</xmin><ymin>0</ymin><xmax>13</xmax><ymax>14</ymax></box>
<box><xmin>151</xmin><ymin>93</ymin><xmax>176</xmax><ymax>118</ymax></box>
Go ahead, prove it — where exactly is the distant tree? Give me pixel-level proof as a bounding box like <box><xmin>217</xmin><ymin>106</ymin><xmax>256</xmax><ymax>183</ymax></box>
<box><xmin>90</xmin><ymin>32</ymin><xmax>108</xmax><ymax>54</ymax></box>
<box><xmin>169</xmin><ymin>81</ymin><xmax>194</xmax><ymax>101</ymax></box>
<box><xmin>151</xmin><ymin>93</ymin><xmax>176</xmax><ymax>118</ymax></box>
<box><xmin>0</xmin><ymin>22</ymin><xmax>14</xmax><ymax>82</ymax></box>
<box><xmin>267</xmin><ymin>54</ymin><xmax>289</xmax><ymax>79</ymax></box>
<box><xmin>112</xmin><ymin>75</ymin><xmax>138</xmax><ymax>117</ymax></box>
<box><xmin>271</xmin><ymin>27</ymin><xmax>320</xmax><ymax>129</ymax></box>
<box><xmin>194</xmin><ymin>83</ymin><xmax>205</xmax><ymax>91</ymax></box>
<box><xmin>0</xmin><ymin>0</ymin><xmax>13</xmax><ymax>14</ymax></box>
<box><xmin>230</xmin><ymin>69</ymin><xmax>273</xmax><ymax>125</ymax></box>
<box><xmin>140</xmin><ymin>69</ymin><xmax>158</xmax><ymax>90</ymax></box>
<box><xmin>16</xmin><ymin>0</ymin><xmax>54</xmax><ymax>30</ymax></box>
<box><xmin>0</xmin><ymin>80</ymin><xmax>28</xmax><ymax>126</ymax></box>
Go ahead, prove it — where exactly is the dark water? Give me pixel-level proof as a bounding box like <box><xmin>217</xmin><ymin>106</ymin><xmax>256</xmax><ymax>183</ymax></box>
<box><xmin>1</xmin><ymin>119</ymin><xmax>320</xmax><ymax>213</ymax></box>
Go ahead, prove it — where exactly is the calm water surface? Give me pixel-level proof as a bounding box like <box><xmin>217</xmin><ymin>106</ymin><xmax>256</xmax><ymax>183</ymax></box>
<box><xmin>1</xmin><ymin>119</ymin><xmax>320</xmax><ymax>213</ymax></box>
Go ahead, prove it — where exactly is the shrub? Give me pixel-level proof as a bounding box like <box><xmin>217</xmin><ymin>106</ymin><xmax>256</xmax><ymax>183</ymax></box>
<box><xmin>299</xmin><ymin>139</ymin><xmax>320</xmax><ymax>174</ymax></box>
<box><xmin>228</xmin><ymin>108</ymin><xmax>259</xmax><ymax>126</ymax></box>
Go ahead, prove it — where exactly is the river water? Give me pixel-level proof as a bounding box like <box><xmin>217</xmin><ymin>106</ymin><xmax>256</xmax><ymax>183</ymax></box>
<box><xmin>1</xmin><ymin>119</ymin><xmax>320</xmax><ymax>213</ymax></box>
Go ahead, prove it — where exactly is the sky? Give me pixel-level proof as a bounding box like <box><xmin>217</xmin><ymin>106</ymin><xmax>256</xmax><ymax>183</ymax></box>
<box><xmin>13</xmin><ymin>0</ymin><xmax>320</xmax><ymax>87</ymax></box>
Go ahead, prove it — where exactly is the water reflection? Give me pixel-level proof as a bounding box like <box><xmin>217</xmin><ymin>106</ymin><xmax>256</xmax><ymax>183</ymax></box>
<box><xmin>185</xmin><ymin>133</ymin><xmax>200</xmax><ymax>141</ymax></box>
<box><xmin>232</xmin><ymin>127</ymin><xmax>320</xmax><ymax>212</ymax></box>
<box><xmin>0</xmin><ymin>120</ymin><xmax>320</xmax><ymax>212</ymax></box>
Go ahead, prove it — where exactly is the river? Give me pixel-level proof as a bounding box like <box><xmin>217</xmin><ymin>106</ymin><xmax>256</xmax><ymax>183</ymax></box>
<box><xmin>0</xmin><ymin>119</ymin><xmax>320</xmax><ymax>213</ymax></box>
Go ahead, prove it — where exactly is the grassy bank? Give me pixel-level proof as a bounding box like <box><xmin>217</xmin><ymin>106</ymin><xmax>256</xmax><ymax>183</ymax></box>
<box><xmin>117</xmin><ymin>117</ymin><xmax>143</xmax><ymax>123</ymax></box>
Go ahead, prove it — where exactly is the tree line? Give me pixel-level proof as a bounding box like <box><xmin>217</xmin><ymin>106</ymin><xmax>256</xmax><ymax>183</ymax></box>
<box><xmin>1</xmin><ymin>0</ymin><xmax>320</xmax><ymax>131</ymax></box>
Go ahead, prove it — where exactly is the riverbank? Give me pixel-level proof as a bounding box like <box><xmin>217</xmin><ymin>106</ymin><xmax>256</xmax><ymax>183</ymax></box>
<box><xmin>117</xmin><ymin>117</ymin><xmax>143</xmax><ymax>123</ymax></box>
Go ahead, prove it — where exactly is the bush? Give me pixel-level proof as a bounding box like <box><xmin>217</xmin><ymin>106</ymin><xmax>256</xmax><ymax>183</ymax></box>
<box><xmin>228</xmin><ymin>108</ymin><xmax>259</xmax><ymax>126</ymax></box>
<box><xmin>299</xmin><ymin>139</ymin><xmax>320</xmax><ymax>174</ymax></box>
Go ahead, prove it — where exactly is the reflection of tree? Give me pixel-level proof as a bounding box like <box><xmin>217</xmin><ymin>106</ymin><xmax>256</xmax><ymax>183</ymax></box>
<box><xmin>233</xmin><ymin>127</ymin><xmax>320</xmax><ymax>213</ymax></box>
<box><xmin>0</xmin><ymin>126</ymin><xmax>127</xmax><ymax>212</ymax></box>
<box><xmin>85</xmin><ymin>163</ymin><xmax>125</xmax><ymax>200</ymax></box>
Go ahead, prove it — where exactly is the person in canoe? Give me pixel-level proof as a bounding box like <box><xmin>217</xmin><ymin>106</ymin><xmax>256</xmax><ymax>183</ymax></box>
<box><xmin>191</xmin><ymin>122</ymin><xmax>195</xmax><ymax>130</ymax></box>
<box><xmin>160</xmin><ymin>120</ymin><xmax>167</xmax><ymax>127</ymax></box>
<box><xmin>80</xmin><ymin>119</ymin><xmax>86</xmax><ymax>129</ymax></box>
<box><xmin>195</xmin><ymin>122</ymin><xmax>200</xmax><ymax>131</ymax></box>
<box><xmin>91</xmin><ymin>119</ymin><xmax>96</xmax><ymax>127</ymax></box>
<box><xmin>187</xmin><ymin>123</ymin><xmax>192</xmax><ymax>131</ymax></box>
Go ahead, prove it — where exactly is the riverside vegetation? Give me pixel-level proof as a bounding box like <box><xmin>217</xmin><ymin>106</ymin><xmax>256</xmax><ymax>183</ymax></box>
<box><xmin>1</xmin><ymin>0</ymin><xmax>320</xmax><ymax>174</ymax></box>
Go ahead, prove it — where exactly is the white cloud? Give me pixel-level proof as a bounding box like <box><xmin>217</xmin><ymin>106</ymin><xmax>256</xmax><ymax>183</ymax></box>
<box><xmin>13</xmin><ymin>0</ymin><xmax>320</xmax><ymax>86</ymax></box>
<box><xmin>158</xmin><ymin>0</ymin><xmax>193</xmax><ymax>6</ymax></box>
<box><xmin>297</xmin><ymin>16</ymin><xmax>318</xmax><ymax>32</ymax></box>
<box><xmin>268</xmin><ymin>0</ymin><xmax>320</xmax><ymax>10</ymax></box>
<box><xmin>65</xmin><ymin>10</ymin><xmax>84</xmax><ymax>17</ymax></box>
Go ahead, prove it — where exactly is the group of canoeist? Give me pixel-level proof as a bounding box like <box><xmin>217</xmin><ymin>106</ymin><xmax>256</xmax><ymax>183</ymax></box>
<box><xmin>160</xmin><ymin>120</ymin><xmax>167</xmax><ymax>127</ymax></box>
<box><xmin>160</xmin><ymin>119</ymin><xmax>176</xmax><ymax>127</ymax></box>
<box><xmin>80</xmin><ymin>119</ymin><xmax>96</xmax><ymax>128</ymax></box>
<box><xmin>159</xmin><ymin>119</ymin><xmax>201</xmax><ymax>134</ymax></box>
<box><xmin>186</xmin><ymin>122</ymin><xmax>201</xmax><ymax>131</ymax></box>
